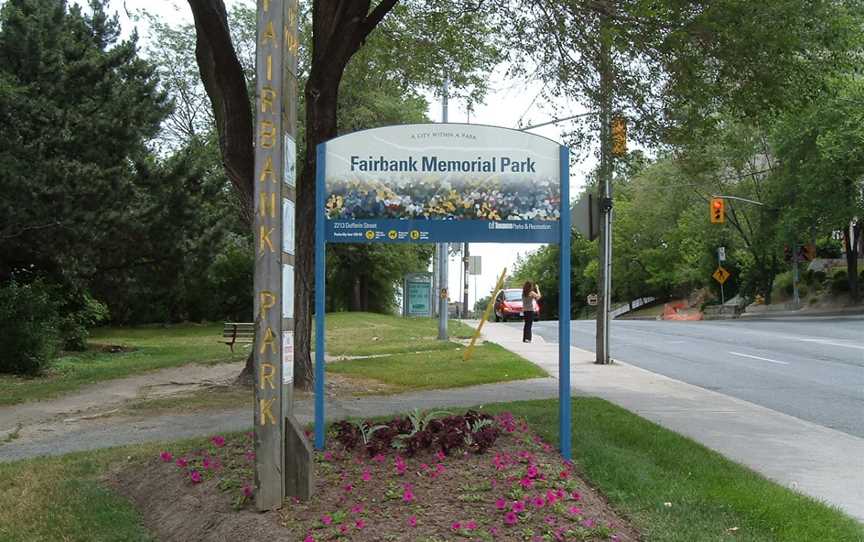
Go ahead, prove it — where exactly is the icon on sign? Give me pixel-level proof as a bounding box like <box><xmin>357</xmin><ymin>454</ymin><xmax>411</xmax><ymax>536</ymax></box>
<box><xmin>712</xmin><ymin>266</ymin><xmax>730</xmax><ymax>285</ymax></box>
<box><xmin>409</xmin><ymin>230</ymin><xmax>420</xmax><ymax>240</ymax></box>
<box><xmin>388</xmin><ymin>230</ymin><xmax>398</xmax><ymax>240</ymax></box>
<box><xmin>365</xmin><ymin>230</ymin><xmax>375</xmax><ymax>240</ymax></box>
<box><xmin>587</xmin><ymin>294</ymin><xmax>598</xmax><ymax>306</ymax></box>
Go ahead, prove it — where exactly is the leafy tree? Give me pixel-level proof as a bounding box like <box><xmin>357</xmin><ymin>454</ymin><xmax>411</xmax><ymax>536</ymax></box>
<box><xmin>0</xmin><ymin>0</ymin><xmax>170</xmax><ymax>345</ymax></box>
<box><xmin>187</xmin><ymin>0</ymin><xmax>502</xmax><ymax>389</ymax></box>
<box><xmin>771</xmin><ymin>76</ymin><xmax>864</xmax><ymax>301</ymax></box>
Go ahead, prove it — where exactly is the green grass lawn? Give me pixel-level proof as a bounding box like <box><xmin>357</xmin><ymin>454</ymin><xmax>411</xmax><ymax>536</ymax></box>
<box><xmin>321</xmin><ymin>312</ymin><xmax>474</xmax><ymax>356</ymax></box>
<box><xmin>0</xmin><ymin>313</ymin><xmax>514</xmax><ymax>406</ymax></box>
<box><xmin>2</xmin><ymin>398</ymin><xmax>861</xmax><ymax>541</ymax></box>
<box><xmin>0</xmin><ymin>324</ymin><xmax>245</xmax><ymax>406</ymax></box>
<box><xmin>323</xmin><ymin>312</ymin><xmax>546</xmax><ymax>392</ymax></box>
<box><xmin>327</xmin><ymin>342</ymin><xmax>547</xmax><ymax>392</ymax></box>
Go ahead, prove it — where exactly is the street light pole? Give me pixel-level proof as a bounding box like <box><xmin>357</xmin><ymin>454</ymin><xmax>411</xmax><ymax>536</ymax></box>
<box><xmin>438</xmin><ymin>76</ymin><xmax>449</xmax><ymax>339</ymax></box>
<box><xmin>595</xmin><ymin>12</ymin><xmax>614</xmax><ymax>365</ymax></box>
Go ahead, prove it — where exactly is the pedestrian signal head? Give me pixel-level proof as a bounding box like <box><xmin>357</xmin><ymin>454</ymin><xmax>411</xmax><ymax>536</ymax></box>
<box><xmin>710</xmin><ymin>198</ymin><xmax>725</xmax><ymax>224</ymax></box>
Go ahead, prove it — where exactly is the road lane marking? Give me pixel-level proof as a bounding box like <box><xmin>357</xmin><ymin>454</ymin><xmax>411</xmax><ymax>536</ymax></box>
<box><xmin>729</xmin><ymin>351</ymin><xmax>789</xmax><ymax>365</ymax></box>
<box><xmin>798</xmin><ymin>338</ymin><xmax>864</xmax><ymax>350</ymax></box>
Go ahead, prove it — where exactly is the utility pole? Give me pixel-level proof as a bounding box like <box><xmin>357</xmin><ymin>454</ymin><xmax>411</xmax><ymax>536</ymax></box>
<box><xmin>595</xmin><ymin>10</ymin><xmax>614</xmax><ymax>365</ymax></box>
<box><xmin>438</xmin><ymin>77</ymin><xmax>449</xmax><ymax>339</ymax></box>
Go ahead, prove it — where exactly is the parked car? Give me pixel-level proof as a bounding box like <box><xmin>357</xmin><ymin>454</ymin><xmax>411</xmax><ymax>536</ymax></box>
<box><xmin>493</xmin><ymin>288</ymin><xmax>540</xmax><ymax>322</ymax></box>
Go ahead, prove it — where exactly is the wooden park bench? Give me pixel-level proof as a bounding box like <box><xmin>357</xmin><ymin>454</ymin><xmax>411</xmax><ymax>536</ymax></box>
<box><xmin>222</xmin><ymin>322</ymin><xmax>255</xmax><ymax>352</ymax></box>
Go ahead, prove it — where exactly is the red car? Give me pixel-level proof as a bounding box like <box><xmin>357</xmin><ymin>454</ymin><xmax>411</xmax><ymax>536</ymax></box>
<box><xmin>493</xmin><ymin>288</ymin><xmax>540</xmax><ymax>322</ymax></box>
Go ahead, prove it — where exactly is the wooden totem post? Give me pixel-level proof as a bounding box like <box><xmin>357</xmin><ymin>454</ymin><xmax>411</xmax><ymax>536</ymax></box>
<box><xmin>253</xmin><ymin>0</ymin><xmax>312</xmax><ymax>511</ymax></box>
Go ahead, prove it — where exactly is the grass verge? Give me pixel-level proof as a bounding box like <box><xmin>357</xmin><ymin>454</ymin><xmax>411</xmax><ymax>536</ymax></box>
<box><xmin>0</xmin><ymin>444</ymin><xmax>160</xmax><ymax>542</ymax></box>
<box><xmin>0</xmin><ymin>324</ymin><xmax>245</xmax><ymax>406</ymax></box>
<box><xmin>326</xmin><ymin>342</ymin><xmax>547</xmax><ymax>393</ymax></box>
<box><xmin>1</xmin><ymin>399</ymin><xmax>862</xmax><ymax>541</ymax></box>
<box><xmin>321</xmin><ymin>312</ymin><xmax>474</xmax><ymax>356</ymax></box>
<box><xmin>487</xmin><ymin>398</ymin><xmax>864</xmax><ymax>542</ymax></box>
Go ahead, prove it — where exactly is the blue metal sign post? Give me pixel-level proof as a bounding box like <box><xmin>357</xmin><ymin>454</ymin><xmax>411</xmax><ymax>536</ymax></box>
<box><xmin>314</xmin><ymin>124</ymin><xmax>571</xmax><ymax>459</ymax></box>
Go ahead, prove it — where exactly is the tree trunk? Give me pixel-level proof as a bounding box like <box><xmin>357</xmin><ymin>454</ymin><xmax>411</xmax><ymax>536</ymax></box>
<box><xmin>292</xmin><ymin>0</ymin><xmax>399</xmax><ymax>390</ymax></box>
<box><xmin>351</xmin><ymin>276</ymin><xmax>362</xmax><ymax>311</ymax></box>
<box><xmin>189</xmin><ymin>0</ymin><xmax>399</xmax><ymax>391</ymax></box>
<box><xmin>188</xmin><ymin>0</ymin><xmax>255</xmax><ymax>380</ymax></box>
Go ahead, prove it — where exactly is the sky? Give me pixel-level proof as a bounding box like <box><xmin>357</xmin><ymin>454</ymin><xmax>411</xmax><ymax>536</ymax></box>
<box><xmin>85</xmin><ymin>0</ymin><xmax>599</xmax><ymax>311</ymax></box>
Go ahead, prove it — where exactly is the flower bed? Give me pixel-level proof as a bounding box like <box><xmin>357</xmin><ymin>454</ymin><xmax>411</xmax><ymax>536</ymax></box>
<box><xmin>150</xmin><ymin>411</ymin><xmax>638</xmax><ymax>541</ymax></box>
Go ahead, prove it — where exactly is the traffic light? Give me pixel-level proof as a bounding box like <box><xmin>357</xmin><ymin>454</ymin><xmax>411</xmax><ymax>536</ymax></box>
<box><xmin>710</xmin><ymin>198</ymin><xmax>725</xmax><ymax>224</ymax></box>
<box><xmin>611</xmin><ymin>117</ymin><xmax>627</xmax><ymax>157</ymax></box>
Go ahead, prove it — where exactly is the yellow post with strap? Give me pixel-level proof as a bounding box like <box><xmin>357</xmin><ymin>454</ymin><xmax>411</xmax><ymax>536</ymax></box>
<box><xmin>463</xmin><ymin>267</ymin><xmax>507</xmax><ymax>361</ymax></box>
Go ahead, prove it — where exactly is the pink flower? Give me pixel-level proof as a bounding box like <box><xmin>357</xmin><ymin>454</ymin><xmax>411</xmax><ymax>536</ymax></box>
<box><xmin>419</xmin><ymin>463</ymin><xmax>429</xmax><ymax>471</ymax></box>
<box><xmin>242</xmin><ymin>485</ymin><xmax>253</xmax><ymax>498</ymax></box>
<box><xmin>202</xmin><ymin>456</ymin><xmax>213</xmax><ymax>470</ymax></box>
<box><xmin>504</xmin><ymin>512</ymin><xmax>518</xmax><ymax>525</ymax></box>
<box><xmin>403</xmin><ymin>489</ymin><xmax>415</xmax><ymax>503</ymax></box>
<box><xmin>407</xmin><ymin>515</ymin><xmax>417</xmax><ymax>527</ymax></box>
<box><xmin>532</xmin><ymin>496</ymin><xmax>545</xmax><ymax>508</ymax></box>
<box><xmin>372</xmin><ymin>453</ymin><xmax>386</xmax><ymax>463</ymax></box>
<box><xmin>519</xmin><ymin>477</ymin><xmax>534</xmax><ymax>489</ymax></box>
<box><xmin>512</xmin><ymin>501</ymin><xmax>526</xmax><ymax>513</ymax></box>
<box><xmin>321</xmin><ymin>515</ymin><xmax>333</xmax><ymax>526</ymax></box>
<box><xmin>581</xmin><ymin>518</ymin><xmax>596</xmax><ymax>528</ymax></box>
<box><xmin>175</xmin><ymin>457</ymin><xmax>188</xmax><ymax>468</ymax></box>
<box><xmin>343</xmin><ymin>483</ymin><xmax>353</xmax><ymax>493</ymax></box>
<box><xmin>361</xmin><ymin>470</ymin><xmax>372</xmax><ymax>482</ymax></box>
<box><xmin>436</xmin><ymin>451</ymin><xmax>446</xmax><ymax>461</ymax></box>
<box><xmin>490</xmin><ymin>526</ymin><xmax>500</xmax><ymax>536</ymax></box>
<box><xmin>451</xmin><ymin>522</ymin><xmax>461</xmax><ymax>531</ymax></box>
<box><xmin>526</xmin><ymin>465</ymin><xmax>539</xmax><ymax>478</ymax></box>
<box><xmin>545</xmin><ymin>490</ymin><xmax>557</xmax><ymax>504</ymax></box>
<box><xmin>571</xmin><ymin>491</ymin><xmax>582</xmax><ymax>501</ymax></box>
<box><xmin>304</xmin><ymin>535</ymin><xmax>314</xmax><ymax>542</ymax></box>
<box><xmin>189</xmin><ymin>470</ymin><xmax>202</xmax><ymax>483</ymax></box>
<box><xmin>568</xmin><ymin>506</ymin><xmax>583</xmax><ymax>516</ymax></box>
<box><xmin>559</xmin><ymin>470</ymin><xmax>570</xmax><ymax>479</ymax></box>
<box><xmin>465</xmin><ymin>521</ymin><xmax>477</xmax><ymax>530</ymax></box>
<box><xmin>351</xmin><ymin>504</ymin><xmax>364</xmax><ymax>514</ymax></box>
<box><xmin>160</xmin><ymin>451</ymin><xmax>173</xmax><ymax>462</ymax></box>
<box><xmin>355</xmin><ymin>519</ymin><xmax>365</xmax><ymax>529</ymax></box>
<box><xmin>211</xmin><ymin>435</ymin><xmax>225</xmax><ymax>448</ymax></box>
<box><xmin>495</xmin><ymin>498</ymin><xmax>507</xmax><ymax>510</ymax></box>
<box><xmin>555</xmin><ymin>489</ymin><xmax>566</xmax><ymax>499</ymax></box>
<box><xmin>244</xmin><ymin>450</ymin><xmax>255</xmax><ymax>462</ymax></box>
<box><xmin>339</xmin><ymin>525</ymin><xmax>349</xmax><ymax>534</ymax></box>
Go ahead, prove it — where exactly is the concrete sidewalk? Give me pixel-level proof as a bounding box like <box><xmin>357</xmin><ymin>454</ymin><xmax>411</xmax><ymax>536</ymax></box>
<box><xmin>479</xmin><ymin>322</ymin><xmax>864</xmax><ymax>522</ymax></box>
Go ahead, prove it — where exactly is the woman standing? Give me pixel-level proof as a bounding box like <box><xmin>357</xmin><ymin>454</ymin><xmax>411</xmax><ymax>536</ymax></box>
<box><xmin>522</xmin><ymin>281</ymin><xmax>542</xmax><ymax>343</ymax></box>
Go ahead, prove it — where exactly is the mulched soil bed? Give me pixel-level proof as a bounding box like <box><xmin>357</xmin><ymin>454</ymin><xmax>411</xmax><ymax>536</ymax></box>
<box><xmin>111</xmin><ymin>413</ymin><xmax>640</xmax><ymax>542</ymax></box>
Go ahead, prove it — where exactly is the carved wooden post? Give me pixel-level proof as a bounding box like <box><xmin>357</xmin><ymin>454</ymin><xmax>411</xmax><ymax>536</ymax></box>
<box><xmin>253</xmin><ymin>0</ymin><xmax>285</xmax><ymax>511</ymax></box>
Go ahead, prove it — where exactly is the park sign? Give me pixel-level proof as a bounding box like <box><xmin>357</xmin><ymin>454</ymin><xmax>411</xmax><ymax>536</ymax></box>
<box><xmin>252</xmin><ymin>0</ymin><xmax>311</xmax><ymax>512</ymax></box>
<box><xmin>320</xmin><ymin>124</ymin><xmax>562</xmax><ymax>243</ymax></box>
<box><xmin>315</xmin><ymin>124</ymin><xmax>575</xmax><ymax>461</ymax></box>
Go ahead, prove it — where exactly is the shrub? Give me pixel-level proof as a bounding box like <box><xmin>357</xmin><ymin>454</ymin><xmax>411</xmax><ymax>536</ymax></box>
<box><xmin>58</xmin><ymin>292</ymin><xmax>110</xmax><ymax>351</ymax></box>
<box><xmin>0</xmin><ymin>280</ymin><xmax>59</xmax><ymax>375</ymax></box>
<box><xmin>333</xmin><ymin>410</ymin><xmax>501</xmax><ymax>457</ymax></box>
<box><xmin>830</xmin><ymin>269</ymin><xmax>850</xmax><ymax>294</ymax></box>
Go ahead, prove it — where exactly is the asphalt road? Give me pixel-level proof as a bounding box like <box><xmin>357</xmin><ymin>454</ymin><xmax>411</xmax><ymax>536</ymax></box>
<box><xmin>527</xmin><ymin>316</ymin><xmax>864</xmax><ymax>438</ymax></box>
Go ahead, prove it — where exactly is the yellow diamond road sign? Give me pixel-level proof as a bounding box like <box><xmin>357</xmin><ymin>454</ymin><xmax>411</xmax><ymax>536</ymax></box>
<box><xmin>713</xmin><ymin>266</ymin><xmax>730</xmax><ymax>285</ymax></box>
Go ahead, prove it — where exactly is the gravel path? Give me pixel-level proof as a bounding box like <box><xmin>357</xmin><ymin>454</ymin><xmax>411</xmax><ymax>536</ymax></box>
<box><xmin>0</xmin><ymin>378</ymin><xmax>557</xmax><ymax>462</ymax></box>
